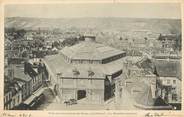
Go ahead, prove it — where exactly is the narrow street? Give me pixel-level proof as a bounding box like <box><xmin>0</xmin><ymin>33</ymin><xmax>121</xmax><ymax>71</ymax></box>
<box><xmin>34</xmin><ymin>88</ymin><xmax>56</xmax><ymax>110</ymax></box>
<box><xmin>116</xmin><ymin>86</ymin><xmax>137</xmax><ymax>110</ymax></box>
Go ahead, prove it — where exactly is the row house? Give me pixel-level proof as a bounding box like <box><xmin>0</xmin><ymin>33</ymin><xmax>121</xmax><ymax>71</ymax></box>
<box><xmin>153</xmin><ymin>52</ymin><xmax>181</xmax><ymax>60</ymax></box>
<box><xmin>4</xmin><ymin>79</ymin><xmax>22</xmax><ymax>110</ymax></box>
<box><xmin>28</xmin><ymin>62</ymin><xmax>44</xmax><ymax>92</ymax></box>
<box><xmin>154</xmin><ymin>60</ymin><xmax>181</xmax><ymax>109</ymax></box>
<box><xmin>13</xmin><ymin>65</ymin><xmax>33</xmax><ymax>101</ymax></box>
<box><xmin>4</xmin><ymin>61</ymin><xmax>45</xmax><ymax>110</ymax></box>
<box><xmin>23</xmin><ymin>59</ymin><xmax>44</xmax><ymax>94</ymax></box>
<box><xmin>123</xmin><ymin>59</ymin><xmax>172</xmax><ymax>109</ymax></box>
<box><xmin>158</xmin><ymin>34</ymin><xmax>177</xmax><ymax>50</ymax></box>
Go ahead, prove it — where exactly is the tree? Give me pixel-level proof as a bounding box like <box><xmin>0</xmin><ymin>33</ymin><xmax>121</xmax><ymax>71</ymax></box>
<box><xmin>22</xmin><ymin>51</ymin><xmax>28</xmax><ymax>58</ymax></box>
<box><xmin>16</xmin><ymin>29</ymin><xmax>26</xmax><ymax>39</ymax></box>
<box><xmin>53</xmin><ymin>41</ymin><xmax>60</xmax><ymax>48</ymax></box>
<box><xmin>158</xmin><ymin>34</ymin><xmax>163</xmax><ymax>41</ymax></box>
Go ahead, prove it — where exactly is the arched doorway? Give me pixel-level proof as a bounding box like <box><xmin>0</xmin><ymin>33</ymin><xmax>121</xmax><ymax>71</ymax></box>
<box><xmin>77</xmin><ymin>90</ymin><xmax>86</xmax><ymax>100</ymax></box>
<box><xmin>104</xmin><ymin>77</ymin><xmax>114</xmax><ymax>101</ymax></box>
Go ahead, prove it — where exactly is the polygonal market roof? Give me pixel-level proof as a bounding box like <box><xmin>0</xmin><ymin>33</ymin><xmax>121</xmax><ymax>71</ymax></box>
<box><xmin>61</xmin><ymin>38</ymin><xmax>125</xmax><ymax>61</ymax></box>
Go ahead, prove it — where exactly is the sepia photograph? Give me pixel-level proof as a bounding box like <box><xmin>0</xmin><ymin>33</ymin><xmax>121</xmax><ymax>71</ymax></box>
<box><xmin>3</xmin><ymin>2</ymin><xmax>182</xmax><ymax>112</ymax></box>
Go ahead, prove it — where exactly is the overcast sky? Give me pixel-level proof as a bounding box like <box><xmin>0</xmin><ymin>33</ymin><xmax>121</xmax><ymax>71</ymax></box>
<box><xmin>5</xmin><ymin>3</ymin><xmax>181</xmax><ymax>19</ymax></box>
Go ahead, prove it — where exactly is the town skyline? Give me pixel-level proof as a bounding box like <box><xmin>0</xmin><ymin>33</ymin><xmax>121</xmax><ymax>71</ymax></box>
<box><xmin>5</xmin><ymin>3</ymin><xmax>181</xmax><ymax>19</ymax></box>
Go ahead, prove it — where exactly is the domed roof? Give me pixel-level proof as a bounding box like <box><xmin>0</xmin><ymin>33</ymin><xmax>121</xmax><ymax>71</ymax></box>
<box><xmin>61</xmin><ymin>39</ymin><xmax>125</xmax><ymax>61</ymax></box>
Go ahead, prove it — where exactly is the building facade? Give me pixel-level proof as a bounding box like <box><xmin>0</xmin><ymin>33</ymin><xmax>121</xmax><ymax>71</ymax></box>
<box><xmin>154</xmin><ymin>59</ymin><xmax>181</xmax><ymax>109</ymax></box>
<box><xmin>44</xmin><ymin>36</ymin><xmax>126</xmax><ymax>104</ymax></box>
<box><xmin>4</xmin><ymin>80</ymin><xmax>23</xmax><ymax>110</ymax></box>
<box><xmin>159</xmin><ymin>76</ymin><xmax>181</xmax><ymax>104</ymax></box>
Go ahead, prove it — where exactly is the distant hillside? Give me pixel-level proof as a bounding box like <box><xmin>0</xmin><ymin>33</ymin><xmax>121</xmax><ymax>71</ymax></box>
<box><xmin>5</xmin><ymin>17</ymin><xmax>181</xmax><ymax>34</ymax></box>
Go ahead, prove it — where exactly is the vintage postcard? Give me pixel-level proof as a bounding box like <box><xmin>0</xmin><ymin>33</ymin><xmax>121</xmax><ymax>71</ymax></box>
<box><xmin>0</xmin><ymin>0</ymin><xmax>183</xmax><ymax>117</ymax></box>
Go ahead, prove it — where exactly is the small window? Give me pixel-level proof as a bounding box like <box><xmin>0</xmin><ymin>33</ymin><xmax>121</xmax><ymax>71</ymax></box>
<box><xmin>167</xmin><ymin>79</ymin><xmax>170</xmax><ymax>84</ymax></box>
<box><xmin>173</xmin><ymin>80</ymin><xmax>176</xmax><ymax>84</ymax></box>
<box><xmin>172</xmin><ymin>94</ymin><xmax>177</xmax><ymax>101</ymax></box>
<box><xmin>6</xmin><ymin>95</ymin><xmax>8</xmax><ymax>102</ymax></box>
<box><xmin>12</xmin><ymin>99</ymin><xmax>15</xmax><ymax>106</ymax></box>
<box><xmin>17</xmin><ymin>95</ymin><xmax>19</xmax><ymax>103</ymax></box>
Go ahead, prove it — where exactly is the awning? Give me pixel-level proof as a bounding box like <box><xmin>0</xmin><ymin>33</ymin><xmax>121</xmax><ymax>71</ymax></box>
<box><xmin>23</xmin><ymin>95</ymin><xmax>36</xmax><ymax>105</ymax></box>
<box><xmin>33</xmin><ymin>88</ymin><xmax>45</xmax><ymax>97</ymax></box>
<box><xmin>23</xmin><ymin>87</ymin><xmax>46</xmax><ymax>105</ymax></box>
